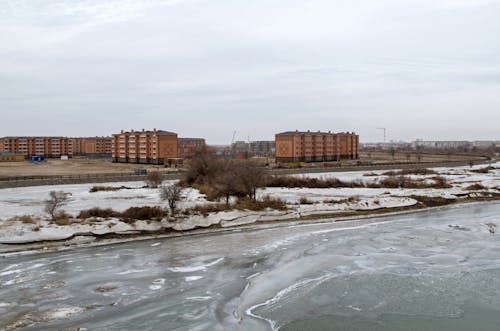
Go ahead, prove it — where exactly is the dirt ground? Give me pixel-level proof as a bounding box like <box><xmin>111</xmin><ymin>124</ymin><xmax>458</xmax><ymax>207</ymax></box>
<box><xmin>0</xmin><ymin>152</ymin><xmax>484</xmax><ymax>178</ymax></box>
<box><xmin>0</xmin><ymin>158</ymin><xmax>174</xmax><ymax>178</ymax></box>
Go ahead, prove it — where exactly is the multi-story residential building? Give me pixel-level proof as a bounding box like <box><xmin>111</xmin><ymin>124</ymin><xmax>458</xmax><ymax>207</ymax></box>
<box><xmin>275</xmin><ymin>130</ymin><xmax>359</xmax><ymax>163</ymax></box>
<box><xmin>0</xmin><ymin>136</ymin><xmax>113</xmax><ymax>158</ymax></box>
<box><xmin>0</xmin><ymin>137</ymin><xmax>73</xmax><ymax>158</ymax></box>
<box><xmin>178</xmin><ymin>138</ymin><xmax>205</xmax><ymax>158</ymax></box>
<box><xmin>230</xmin><ymin>140</ymin><xmax>275</xmax><ymax>157</ymax></box>
<box><xmin>412</xmin><ymin>140</ymin><xmax>472</xmax><ymax>150</ymax></box>
<box><xmin>249</xmin><ymin>141</ymin><xmax>275</xmax><ymax>157</ymax></box>
<box><xmin>111</xmin><ymin>129</ymin><xmax>179</xmax><ymax>164</ymax></box>
<box><xmin>72</xmin><ymin>137</ymin><xmax>112</xmax><ymax>156</ymax></box>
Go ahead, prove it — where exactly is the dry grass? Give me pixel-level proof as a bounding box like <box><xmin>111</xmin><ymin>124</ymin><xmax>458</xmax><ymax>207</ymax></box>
<box><xmin>183</xmin><ymin>203</ymin><xmax>231</xmax><ymax>216</ymax></box>
<box><xmin>77</xmin><ymin>208</ymin><xmax>119</xmax><ymax>219</ymax></box>
<box><xmin>299</xmin><ymin>197</ymin><xmax>315</xmax><ymax>205</ymax></box>
<box><xmin>183</xmin><ymin>195</ymin><xmax>288</xmax><ymax>216</ymax></box>
<box><xmin>470</xmin><ymin>166</ymin><xmax>494</xmax><ymax>174</ymax></box>
<box><xmin>120</xmin><ymin>206</ymin><xmax>167</xmax><ymax>221</ymax></box>
<box><xmin>268</xmin><ymin>174</ymin><xmax>451</xmax><ymax>190</ymax></box>
<box><xmin>324</xmin><ymin>196</ymin><xmax>361</xmax><ymax>204</ymax></box>
<box><xmin>77</xmin><ymin>206</ymin><xmax>167</xmax><ymax>221</ymax></box>
<box><xmin>268</xmin><ymin>176</ymin><xmax>362</xmax><ymax>189</ymax></box>
<box><xmin>381</xmin><ymin>168</ymin><xmax>437</xmax><ymax>176</ymax></box>
<box><xmin>465</xmin><ymin>183</ymin><xmax>487</xmax><ymax>191</ymax></box>
<box><xmin>17</xmin><ymin>215</ymin><xmax>38</xmax><ymax>224</ymax></box>
<box><xmin>89</xmin><ymin>186</ymin><xmax>129</xmax><ymax>193</ymax></box>
<box><xmin>51</xmin><ymin>212</ymin><xmax>73</xmax><ymax>225</ymax></box>
<box><xmin>236</xmin><ymin>196</ymin><xmax>288</xmax><ymax>211</ymax></box>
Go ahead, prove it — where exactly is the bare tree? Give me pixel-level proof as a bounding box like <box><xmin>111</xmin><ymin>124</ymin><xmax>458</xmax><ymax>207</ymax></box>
<box><xmin>235</xmin><ymin>160</ymin><xmax>268</xmax><ymax>202</ymax></box>
<box><xmin>213</xmin><ymin>160</ymin><xmax>238</xmax><ymax>205</ymax></box>
<box><xmin>405</xmin><ymin>153</ymin><xmax>411</xmax><ymax>163</ymax></box>
<box><xmin>390</xmin><ymin>148</ymin><xmax>396</xmax><ymax>161</ymax></box>
<box><xmin>183</xmin><ymin>146</ymin><xmax>220</xmax><ymax>185</ymax></box>
<box><xmin>44</xmin><ymin>191</ymin><xmax>70</xmax><ymax>221</ymax></box>
<box><xmin>146</xmin><ymin>171</ymin><xmax>163</xmax><ymax>188</ymax></box>
<box><xmin>160</xmin><ymin>183</ymin><xmax>184</xmax><ymax>216</ymax></box>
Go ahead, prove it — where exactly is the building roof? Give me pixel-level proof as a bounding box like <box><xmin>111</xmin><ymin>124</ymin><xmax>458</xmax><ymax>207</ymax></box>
<box><xmin>276</xmin><ymin>131</ymin><xmax>333</xmax><ymax>136</ymax></box>
<box><xmin>1</xmin><ymin>136</ymin><xmax>68</xmax><ymax>139</ymax></box>
<box><xmin>276</xmin><ymin>130</ymin><xmax>358</xmax><ymax>136</ymax></box>
<box><xmin>112</xmin><ymin>130</ymin><xmax>177</xmax><ymax>136</ymax></box>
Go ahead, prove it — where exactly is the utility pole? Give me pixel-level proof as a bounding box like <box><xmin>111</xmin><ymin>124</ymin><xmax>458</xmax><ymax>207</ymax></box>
<box><xmin>376</xmin><ymin>128</ymin><xmax>386</xmax><ymax>143</ymax></box>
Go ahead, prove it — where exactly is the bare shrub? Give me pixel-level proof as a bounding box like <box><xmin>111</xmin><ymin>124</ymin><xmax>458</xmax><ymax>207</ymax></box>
<box><xmin>52</xmin><ymin>212</ymin><xmax>73</xmax><ymax>225</ymax></box>
<box><xmin>18</xmin><ymin>215</ymin><xmax>37</xmax><ymax>224</ymax></box>
<box><xmin>267</xmin><ymin>176</ymin><xmax>352</xmax><ymax>189</ymax></box>
<box><xmin>160</xmin><ymin>184</ymin><xmax>184</xmax><ymax>216</ymax></box>
<box><xmin>382</xmin><ymin>168</ymin><xmax>437</xmax><ymax>176</ymax></box>
<box><xmin>44</xmin><ymin>191</ymin><xmax>70</xmax><ymax>221</ymax></box>
<box><xmin>465</xmin><ymin>183</ymin><xmax>486</xmax><ymax>191</ymax></box>
<box><xmin>146</xmin><ymin>171</ymin><xmax>163</xmax><ymax>188</ymax></box>
<box><xmin>77</xmin><ymin>208</ymin><xmax>119</xmax><ymax>219</ymax></box>
<box><xmin>299</xmin><ymin>197</ymin><xmax>314</xmax><ymax>205</ymax></box>
<box><xmin>470</xmin><ymin>166</ymin><xmax>494</xmax><ymax>174</ymax></box>
<box><xmin>267</xmin><ymin>174</ymin><xmax>450</xmax><ymax>190</ymax></box>
<box><xmin>120</xmin><ymin>206</ymin><xmax>167</xmax><ymax>221</ymax></box>
<box><xmin>184</xmin><ymin>203</ymin><xmax>231</xmax><ymax>217</ymax></box>
<box><xmin>347</xmin><ymin>196</ymin><xmax>361</xmax><ymax>203</ymax></box>
<box><xmin>236</xmin><ymin>196</ymin><xmax>288</xmax><ymax>211</ymax></box>
<box><xmin>429</xmin><ymin>176</ymin><xmax>453</xmax><ymax>189</ymax></box>
<box><xmin>373</xmin><ymin>176</ymin><xmax>451</xmax><ymax>189</ymax></box>
<box><xmin>90</xmin><ymin>186</ymin><xmax>129</xmax><ymax>193</ymax></box>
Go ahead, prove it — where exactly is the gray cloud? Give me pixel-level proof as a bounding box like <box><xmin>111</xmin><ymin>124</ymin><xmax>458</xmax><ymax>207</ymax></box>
<box><xmin>1</xmin><ymin>0</ymin><xmax>499</xmax><ymax>143</ymax></box>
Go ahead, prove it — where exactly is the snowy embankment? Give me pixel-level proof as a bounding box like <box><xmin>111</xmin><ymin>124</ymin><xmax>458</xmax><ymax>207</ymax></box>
<box><xmin>0</xmin><ymin>162</ymin><xmax>498</xmax><ymax>245</ymax></box>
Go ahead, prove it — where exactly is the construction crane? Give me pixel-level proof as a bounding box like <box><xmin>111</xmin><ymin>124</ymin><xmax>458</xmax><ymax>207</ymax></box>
<box><xmin>227</xmin><ymin>130</ymin><xmax>236</xmax><ymax>156</ymax></box>
<box><xmin>376</xmin><ymin>127</ymin><xmax>387</xmax><ymax>143</ymax></box>
<box><xmin>230</xmin><ymin>130</ymin><xmax>237</xmax><ymax>145</ymax></box>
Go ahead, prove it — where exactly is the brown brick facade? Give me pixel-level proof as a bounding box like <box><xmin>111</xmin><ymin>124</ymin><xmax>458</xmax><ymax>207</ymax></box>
<box><xmin>178</xmin><ymin>138</ymin><xmax>205</xmax><ymax>158</ymax></box>
<box><xmin>72</xmin><ymin>137</ymin><xmax>112</xmax><ymax>156</ymax></box>
<box><xmin>275</xmin><ymin>130</ymin><xmax>359</xmax><ymax>163</ymax></box>
<box><xmin>0</xmin><ymin>136</ymin><xmax>113</xmax><ymax>158</ymax></box>
<box><xmin>0</xmin><ymin>137</ymin><xmax>73</xmax><ymax>158</ymax></box>
<box><xmin>111</xmin><ymin>129</ymin><xmax>179</xmax><ymax>164</ymax></box>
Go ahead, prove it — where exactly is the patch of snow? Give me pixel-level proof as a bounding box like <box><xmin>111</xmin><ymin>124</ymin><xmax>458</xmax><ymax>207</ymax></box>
<box><xmin>185</xmin><ymin>276</ymin><xmax>204</xmax><ymax>282</ymax></box>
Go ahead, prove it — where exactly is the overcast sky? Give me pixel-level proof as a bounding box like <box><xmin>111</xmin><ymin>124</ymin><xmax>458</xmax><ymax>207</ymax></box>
<box><xmin>1</xmin><ymin>0</ymin><xmax>499</xmax><ymax>143</ymax></box>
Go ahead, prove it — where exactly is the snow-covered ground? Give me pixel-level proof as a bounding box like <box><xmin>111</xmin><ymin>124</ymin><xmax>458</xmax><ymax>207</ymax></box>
<box><xmin>0</xmin><ymin>162</ymin><xmax>498</xmax><ymax>244</ymax></box>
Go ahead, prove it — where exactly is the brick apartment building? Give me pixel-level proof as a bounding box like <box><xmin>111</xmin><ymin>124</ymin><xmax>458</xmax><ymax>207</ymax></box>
<box><xmin>0</xmin><ymin>137</ymin><xmax>74</xmax><ymax>158</ymax></box>
<box><xmin>0</xmin><ymin>136</ymin><xmax>113</xmax><ymax>158</ymax></box>
<box><xmin>72</xmin><ymin>137</ymin><xmax>112</xmax><ymax>156</ymax></box>
<box><xmin>275</xmin><ymin>130</ymin><xmax>359</xmax><ymax>163</ymax></box>
<box><xmin>112</xmin><ymin>129</ymin><xmax>206</xmax><ymax>164</ymax></box>
<box><xmin>178</xmin><ymin>138</ymin><xmax>206</xmax><ymax>158</ymax></box>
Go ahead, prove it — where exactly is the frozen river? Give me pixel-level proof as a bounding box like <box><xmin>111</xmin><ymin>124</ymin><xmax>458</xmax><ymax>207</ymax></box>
<box><xmin>1</xmin><ymin>202</ymin><xmax>500</xmax><ymax>330</ymax></box>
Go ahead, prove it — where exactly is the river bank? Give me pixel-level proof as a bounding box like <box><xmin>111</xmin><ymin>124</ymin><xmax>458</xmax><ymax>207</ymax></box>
<box><xmin>0</xmin><ymin>162</ymin><xmax>498</xmax><ymax>254</ymax></box>
<box><xmin>1</xmin><ymin>198</ymin><xmax>499</xmax><ymax>256</ymax></box>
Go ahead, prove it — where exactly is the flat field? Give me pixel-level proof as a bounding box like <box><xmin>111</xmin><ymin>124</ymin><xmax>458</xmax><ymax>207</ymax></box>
<box><xmin>0</xmin><ymin>158</ymin><xmax>169</xmax><ymax>178</ymax></box>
